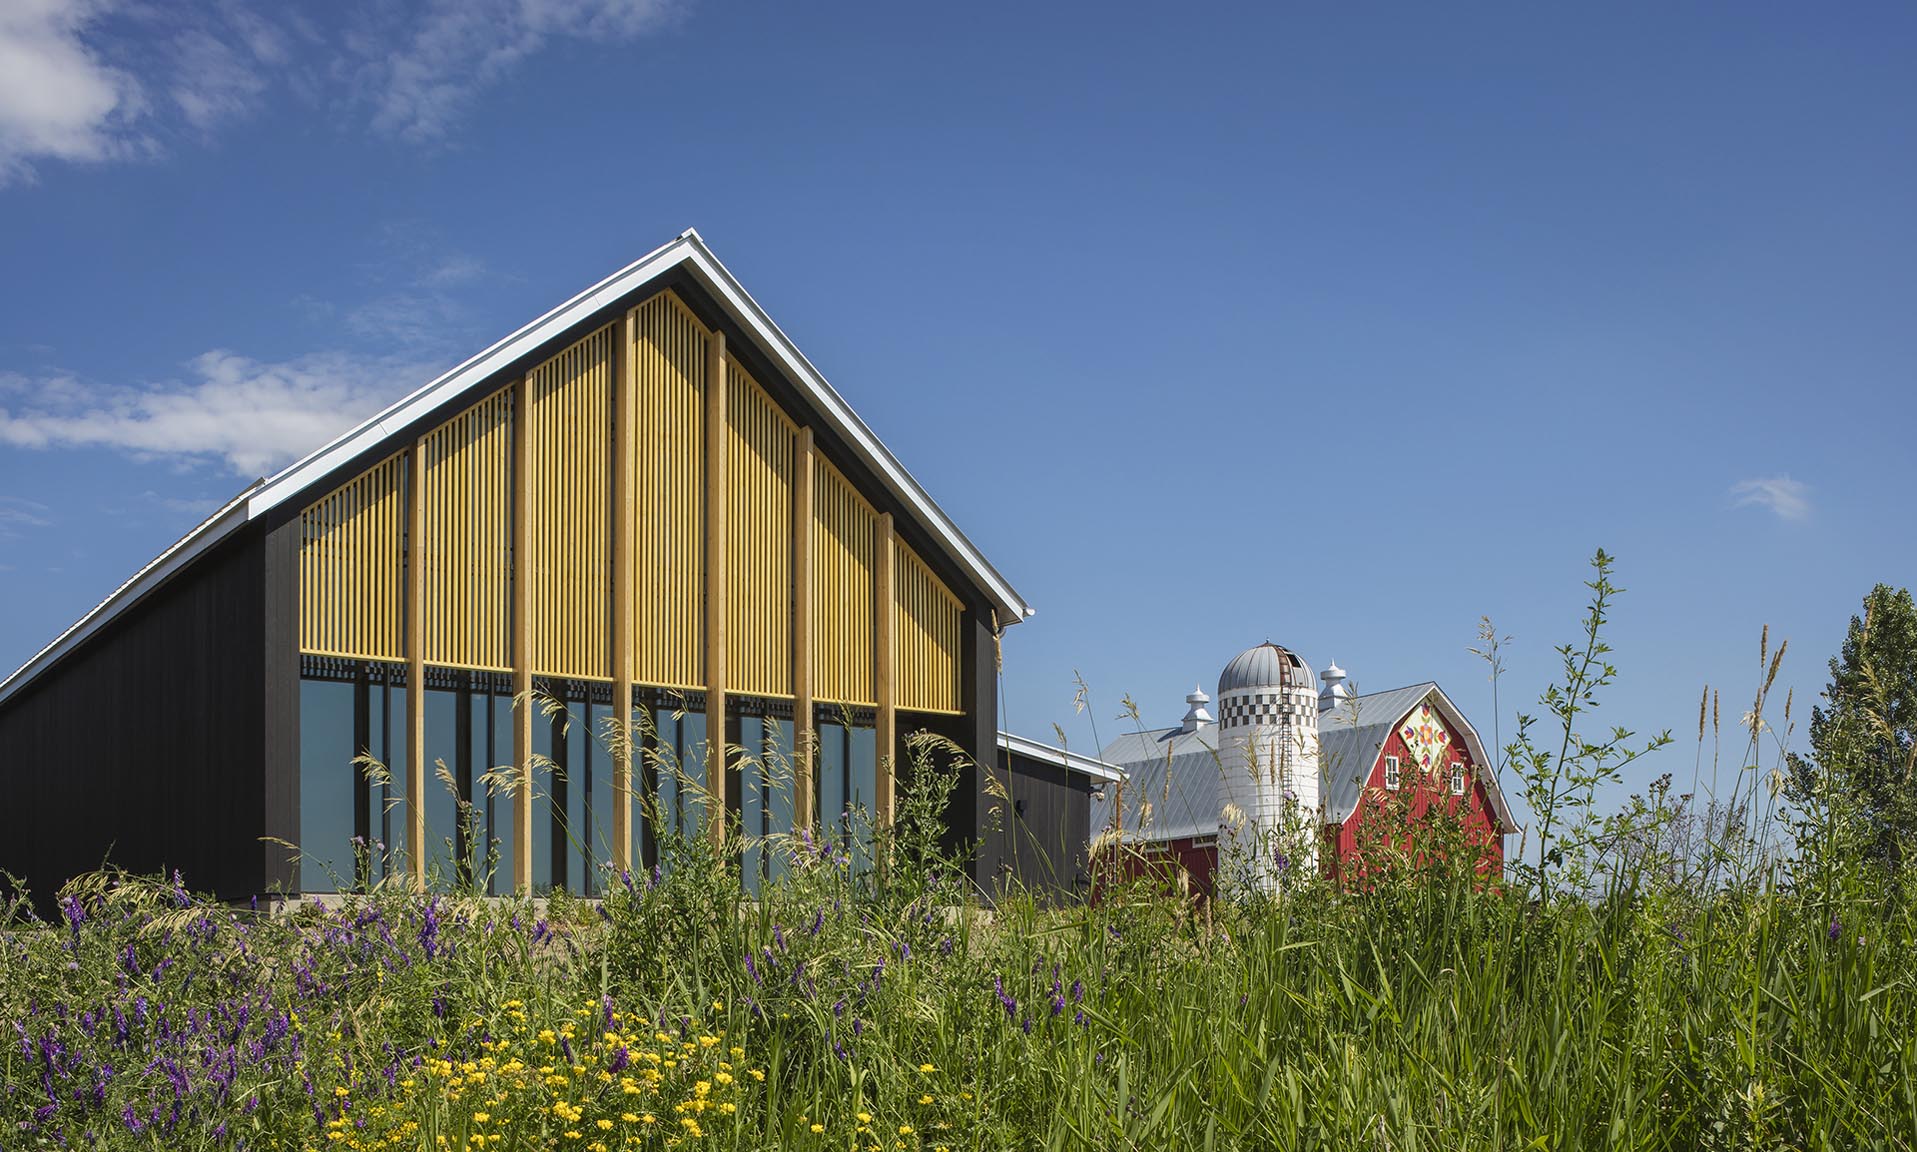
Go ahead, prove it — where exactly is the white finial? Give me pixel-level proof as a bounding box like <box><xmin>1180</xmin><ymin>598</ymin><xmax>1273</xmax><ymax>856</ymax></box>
<box><xmin>1319</xmin><ymin>660</ymin><xmax>1351</xmax><ymax>711</ymax></box>
<box><xmin>1181</xmin><ymin>684</ymin><xmax>1214</xmax><ymax>733</ymax></box>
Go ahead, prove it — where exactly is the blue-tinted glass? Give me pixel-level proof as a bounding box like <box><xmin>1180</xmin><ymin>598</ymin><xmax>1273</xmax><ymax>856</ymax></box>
<box><xmin>849</xmin><ymin>724</ymin><xmax>877</xmax><ymax>872</ymax></box>
<box><xmin>532</xmin><ymin>702</ymin><xmax>554</xmax><ymax>893</ymax></box>
<box><xmin>764</xmin><ymin>718</ymin><xmax>794</xmax><ymax>884</ymax></box>
<box><xmin>566</xmin><ymin>700</ymin><xmax>590</xmax><ymax>894</ymax></box>
<box><xmin>818</xmin><ymin>721</ymin><xmax>848</xmax><ymax>843</ymax></box>
<box><xmin>423</xmin><ymin>688</ymin><xmax>460</xmax><ymax>888</ymax></box>
<box><xmin>740</xmin><ymin>715</ymin><xmax>766</xmax><ymax>888</ymax></box>
<box><xmin>588</xmin><ymin>701</ymin><xmax>615</xmax><ymax>892</ymax></box>
<box><xmin>298</xmin><ymin>679</ymin><xmax>355</xmax><ymax>892</ymax></box>
<box><xmin>386</xmin><ymin>682</ymin><xmax>408</xmax><ymax>883</ymax></box>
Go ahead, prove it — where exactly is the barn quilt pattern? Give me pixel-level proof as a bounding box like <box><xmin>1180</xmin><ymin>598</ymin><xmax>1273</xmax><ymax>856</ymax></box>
<box><xmin>1398</xmin><ymin>703</ymin><xmax>1451</xmax><ymax>776</ymax></box>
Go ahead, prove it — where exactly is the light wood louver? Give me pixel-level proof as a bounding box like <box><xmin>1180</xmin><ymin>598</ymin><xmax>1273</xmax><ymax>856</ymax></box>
<box><xmin>725</xmin><ymin>356</ymin><xmax>795</xmax><ymax>699</ymax></box>
<box><xmin>630</xmin><ymin>292</ymin><xmax>707</xmax><ymax>690</ymax></box>
<box><xmin>421</xmin><ymin>388</ymin><xmax>514</xmax><ymax>671</ymax></box>
<box><xmin>298</xmin><ymin>452</ymin><xmax>406</xmax><ymax>662</ymax></box>
<box><xmin>525</xmin><ymin>324</ymin><xmax>614</xmax><ymax>681</ymax></box>
<box><xmin>894</xmin><ymin>540</ymin><xmax>962</xmax><ymax>713</ymax></box>
<box><xmin>810</xmin><ymin>457</ymin><xmax>876</xmax><ymax>706</ymax></box>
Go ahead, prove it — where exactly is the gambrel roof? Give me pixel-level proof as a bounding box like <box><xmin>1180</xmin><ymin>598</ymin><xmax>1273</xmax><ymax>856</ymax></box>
<box><xmin>0</xmin><ymin>230</ymin><xmax>1032</xmax><ymax>707</ymax></box>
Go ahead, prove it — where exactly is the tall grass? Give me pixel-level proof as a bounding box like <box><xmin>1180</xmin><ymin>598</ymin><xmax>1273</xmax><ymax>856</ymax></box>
<box><xmin>3</xmin><ymin>556</ymin><xmax>1913</xmax><ymax>1150</ymax></box>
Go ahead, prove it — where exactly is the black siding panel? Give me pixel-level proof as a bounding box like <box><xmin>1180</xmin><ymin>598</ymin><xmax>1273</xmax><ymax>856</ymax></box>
<box><xmin>1001</xmin><ymin>748</ymin><xmax>1093</xmax><ymax>904</ymax></box>
<box><xmin>0</xmin><ymin>528</ymin><xmax>267</xmax><ymax>913</ymax></box>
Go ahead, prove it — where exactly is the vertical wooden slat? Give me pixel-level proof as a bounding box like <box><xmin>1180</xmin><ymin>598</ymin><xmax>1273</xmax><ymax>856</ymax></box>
<box><xmin>792</xmin><ymin>427</ymin><xmax>815</xmax><ymax>829</ymax></box>
<box><xmin>512</xmin><ymin>375</ymin><xmax>533</xmax><ymax>895</ymax></box>
<box><xmin>407</xmin><ymin>443</ymin><xmax>426</xmax><ymax>887</ymax></box>
<box><xmin>631</xmin><ymin>292</ymin><xmax>705</xmax><ymax>690</ymax></box>
<box><xmin>611</xmin><ymin>309</ymin><xmax>635</xmax><ymax>872</ymax></box>
<box><xmin>704</xmin><ymin>328</ymin><xmax>728</xmax><ymax>845</ymax></box>
<box><xmin>875</xmin><ymin>511</ymin><xmax>896</xmax><ymax>827</ymax></box>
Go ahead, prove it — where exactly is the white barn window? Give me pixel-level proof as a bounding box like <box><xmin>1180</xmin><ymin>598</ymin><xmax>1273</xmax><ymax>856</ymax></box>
<box><xmin>1384</xmin><ymin>755</ymin><xmax>1400</xmax><ymax>791</ymax></box>
<box><xmin>1450</xmin><ymin>761</ymin><xmax>1465</xmax><ymax>795</ymax></box>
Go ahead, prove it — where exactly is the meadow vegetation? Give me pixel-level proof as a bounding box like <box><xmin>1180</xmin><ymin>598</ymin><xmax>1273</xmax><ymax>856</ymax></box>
<box><xmin>4</xmin><ymin>554</ymin><xmax>1914</xmax><ymax>1150</ymax></box>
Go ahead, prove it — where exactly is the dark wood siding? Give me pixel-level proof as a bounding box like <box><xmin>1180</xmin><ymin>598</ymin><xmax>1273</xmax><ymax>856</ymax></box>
<box><xmin>999</xmin><ymin>747</ymin><xmax>1093</xmax><ymax>903</ymax></box>
<box><xmin>0</xmin><ymin>528</ymin><xmax>268</xmax><ymax>912</ymax></box>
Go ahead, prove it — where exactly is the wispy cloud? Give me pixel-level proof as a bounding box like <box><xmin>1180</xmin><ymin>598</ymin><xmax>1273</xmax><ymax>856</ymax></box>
<box><xmin>0</xmin><ymin>349</ymin><xmax>440</xmax><ymax>476</ymax></box>
<box><xmin>0</xmin><ymin>0</ymin><xmax>682</xmax><ymax>184</ymax></box>
<box><xmin>0</xmin><ymin>496</ymin><xmax>53</xmax><ymax>538</ymax></box>
<box><xmin>361</xmin><ymin>0</ymin><xmax>678</xmax><ymax>142</ymax></box>
<box><xmin>1730</xmin><ymin>475</ymin><xmax>1811</xmax><ymax>522</ymax></box>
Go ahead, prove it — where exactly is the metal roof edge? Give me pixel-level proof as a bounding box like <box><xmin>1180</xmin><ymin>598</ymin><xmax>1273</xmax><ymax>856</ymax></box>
<box><xmin>2</xmin><ymin>230</ymin><xmax>1033</xmax><ymax>712</ymax></box>
<box><xmin>999</xmin><ymin>730</ymin><xmax>1127</xmax><ymax>783</ymax></box>
<box><xmin>0</xmin><ymin>484</ymin><xmax>258</xmax><ymax>707</ymax></box>
<box><xmin>675</xmin><ymin>234</ymin><xmax>1030</xmax><ymax>628</ymax></box>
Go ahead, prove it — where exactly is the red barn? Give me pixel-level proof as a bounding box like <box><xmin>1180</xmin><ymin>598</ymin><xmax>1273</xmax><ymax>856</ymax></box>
<box><xmin>1092</xmin><ymin>646</ymin><xmax>1515</xmax><ymax>897</ymax></box>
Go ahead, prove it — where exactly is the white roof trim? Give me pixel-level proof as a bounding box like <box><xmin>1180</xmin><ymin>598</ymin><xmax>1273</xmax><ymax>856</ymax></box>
<box><xmin>1</xmin><ymin>230</ymin><xmax>1031</xmax><ymax>708</ymax></box>
<box><xmin>1378</xmin><ymin>685</ymin><xmax>1517</xmax><ymax>834</ymax></box>
<box><xmin>999</xmin><ymin>730</ymin><xmax>1127</xmax><ymax>783</ymax></box>
<box><xmin>0</xmin><ymin>485</ymin><xmax>257</xmax><ymax>706</ymax></box>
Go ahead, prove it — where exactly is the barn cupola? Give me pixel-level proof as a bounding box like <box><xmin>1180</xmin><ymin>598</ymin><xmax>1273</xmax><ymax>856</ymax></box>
<box><xmin>1180</xmin><ymin>685</ymin><xmax>1214</xmax><ymax>734</ymax></box>
<box><xmin>1319</xmin><ymin>661</ymin><xmax>1351</xmax><ymax>712</ymax></box>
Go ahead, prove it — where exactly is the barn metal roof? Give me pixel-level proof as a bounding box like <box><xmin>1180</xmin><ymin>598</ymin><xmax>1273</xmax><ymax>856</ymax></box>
<box><xmin>1092</xmin><ymin>724</ymin><xmax>1227</xmax><ymax>844</ymax></box>
<box><xmin>1319</xmin><ymin>683</ymin><xmax>1517</xmax><ymax>833</ymax></box>
<box><xmin>0</xmin><ymin>230</ymin><xmax>1032</xmax><ymax>707</ymax></box>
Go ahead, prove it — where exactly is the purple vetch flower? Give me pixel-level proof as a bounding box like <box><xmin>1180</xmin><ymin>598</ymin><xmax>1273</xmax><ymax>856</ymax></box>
<box><xmin>994</xmin><ymin>976</ymin><xmax>1016</xmax><ymax>1020</ymax></box>
<box><xmin>650</xmin><ymin>864</ymin><xmax>662</xmax><ymax>889</ymax></box>
<box><xmin>851</xmin><ymin>1017</ymin><xmax>863</xmax><ymax>1037</ymax></box>
<box><xmin>1829</xmin><ymin>917</ymin><xmax>1842</xmax><ymax>942</ymax></box>
<box><xmin>940</xmin><ymin>936</ymin><xmax>954</xmax><ymax>956</ymax></box>
<box><xmin>832</xmin><ymin>1039</ymin><xmax>847</xmax><ymax>1061</ymax></box>
<box><xmin>1051</xmin><ymin>991</ymin><xmax>1065</xmax><ymax>1017</ymax></box>
<box><xmin>596</xmin><ymin>904</ymin><xmax>612</xmax><ymax>925</ymax></box>
<box><xmin>608</xmin><ymin>1046</ymin><xmax>630</xmax><ymax>1074</ymax></box>
<box><xmin>60</xmin><ymin>895</ymin><xmax>85</xmax><ymax>932</ymax></box>
<box><xmin>559</xmin><ymin>1035</ymin><xmax>574</xmax><ymax>1066</ymax></box>
<box><xmin>602</xmin><ymin>994</ymin><xmax>615</xmax><ymax>1032</ymax></box>
<box><xmin>744</xmin><ymin>953</ymin><xmax>761</xmax><ymax>985</ymax></box>
<box><xmin>832</xmin><ymin>999</ymin><xmax>845</xmax><ymax>1018</ymax></box>
<box><xmin>1071</xmin><ymin>979</ymin><xmax>1083</xmax><ymax>1003</ymax></box>
<box><xmin>1021</xmin><ymin>1016</ymin><xmax>1033</xmax><ymax>1035</ymax></box>
<box><xmin>809</xmin><ymin>909</ymin><xmax>824</xmax><ymax>936</ymax></box>
<box><xmin>121</xmin><ymin>1105</ymin><xmax>143</xmax><ymax>1133</ymax></box>
<box><xmin>1074</xmin><ymin>1009</ymin><xmax>1087</xmax><ymax>1027</ymax></box>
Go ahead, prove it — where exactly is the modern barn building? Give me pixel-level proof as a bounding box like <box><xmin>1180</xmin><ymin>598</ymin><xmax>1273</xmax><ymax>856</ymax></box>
<box><xmin>0</xmin><ymin>230</ymin><xmax>1062</xmax><ymax>905</ymax></box>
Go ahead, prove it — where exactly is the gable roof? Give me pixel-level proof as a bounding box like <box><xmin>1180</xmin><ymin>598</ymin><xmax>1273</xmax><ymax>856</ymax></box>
<box><xmin>1318</xmin><ymin>682</ymin><xmax>1517</xmax><ymax>833</ymax></box>
<box><xmin>0</xmin><ymin>230</ymin><xmax>1031</xmax><ymax>708</ymax></box>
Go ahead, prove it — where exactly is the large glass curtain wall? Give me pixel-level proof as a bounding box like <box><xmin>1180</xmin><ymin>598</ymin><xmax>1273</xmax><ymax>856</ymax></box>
<box><xmin>300</xmin><ymin>665</ymin><xmax>883</xmax><ymax>895</ymax></box>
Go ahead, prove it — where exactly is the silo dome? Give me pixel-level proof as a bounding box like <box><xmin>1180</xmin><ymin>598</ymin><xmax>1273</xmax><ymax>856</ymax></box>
<box><xmin>1217</xmin><ymin>641</ymin><xmax>1315</xmax><ymax>697</ymax></box>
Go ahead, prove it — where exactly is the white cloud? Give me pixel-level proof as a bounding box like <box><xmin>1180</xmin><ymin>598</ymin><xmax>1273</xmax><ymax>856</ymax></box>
<box><xmin>0</xmin><ymin>0</ymin><xmax>144</xmax><ymax>183</ymax></box>
<box><xmin>0</xmin><ymin>349</ymin><xmax>439</xmax><ymax>475</ymax></box>
<box><xmin>1730</xmin><ymin>475</ymin><xmax>1811</xmax><ymax>522</ymax></box>
<box><xmin>364</xmin><ymin>0</ymin><xmax>677</xmax><ymax>141</ymax></box>
<box><xmin>0</xmin><ymin>0</ymin><xmax>680</xmax><ymax>182</ymax></box>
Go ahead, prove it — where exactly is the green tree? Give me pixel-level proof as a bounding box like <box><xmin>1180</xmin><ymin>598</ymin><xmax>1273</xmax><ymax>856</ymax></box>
<box><xmin>1790</xmin><ymin>584</ymin><xmax>1917</xmax><ymax>873</ymax></box>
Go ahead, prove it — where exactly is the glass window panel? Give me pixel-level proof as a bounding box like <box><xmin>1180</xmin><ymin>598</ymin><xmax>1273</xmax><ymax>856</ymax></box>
<box><xmin>588</xmin><ymin>701</ymin><xmax>615</xmax><ymax>893</ymax></box>
<box><xmin>849</xmin><ymin>724</ymin><xmax>877</xmax><ymax>873</ymax></box>
<box><xmin>423</xmin><ymin>688</ymin><xmax>460</xmax><ymax>888</ymax></box>
<box><xmin>817</xmin><ymin>720</ymin><xmax>848</xmax><ymax>844</ymax></box>
<box><xmin>298</xmin><ymin>679</ymin><xmax>356</xmax><ymax>893</ymax></box>
<box><xmin>532</xmin><ymin>700</ymin><xmax>555</xmax><ymax>894</ymax></box>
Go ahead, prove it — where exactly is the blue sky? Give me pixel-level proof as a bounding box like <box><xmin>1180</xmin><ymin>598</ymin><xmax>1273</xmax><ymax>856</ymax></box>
<box><xmin>2</xmin><ymin>2</ymin><xmax>1913</xmax><ymax>831</ymax></box>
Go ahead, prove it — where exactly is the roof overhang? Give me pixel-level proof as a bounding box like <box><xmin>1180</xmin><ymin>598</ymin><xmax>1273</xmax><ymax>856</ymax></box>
<box><xmin>0</xmin><ymin>230</ymin><xmax>1031</xmax><ymax>708</ymax></box>
<box><xmin>999</xmin><ymin>730</ymin><xmax>1127</xmax><ymax>783</ymax></box>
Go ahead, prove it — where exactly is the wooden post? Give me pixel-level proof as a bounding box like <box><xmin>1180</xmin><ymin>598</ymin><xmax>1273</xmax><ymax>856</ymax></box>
<box><xmin>512</xmin><ymin>376</ymin><xmax>534</xmax><ymax>895</ymax></box>
<box><xmin>874</xmin><ymin>512</ymin><xmax>896</xmax><ymax>828</ymax></box>
<box><xmin>406</xmin><ymin>439</ymin><xmax>427</xmax><ymax>888</ymax></box>
<box><xmin>791</xmin><ymin>427</ymin><xmax>815</xmax><ymax>829</ymax></box>
<box><xmin>610</xmin><ymin>311</ymin><xmax>635</xmax><ymax>874</ymax></box>
<box><xmin>703</xmin><ymin>329</ymin><xmax>728</xmax><ymax>845</ymax></box>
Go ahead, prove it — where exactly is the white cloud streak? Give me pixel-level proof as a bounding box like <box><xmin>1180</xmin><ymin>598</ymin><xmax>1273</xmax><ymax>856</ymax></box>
<box><xmin>1730</xmin><ymin>475</ymin><xmax>1811</xmax><ymax>522</ymax></box>
<box><xmin>0</xmin><ymin>350</ymin><xmax>439</xmax><ymax>476</ymax></box>
<box><xmin>0</xmin><ymin>0</ymin><xmax>680</xmax><ymax>184</ymax></box>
